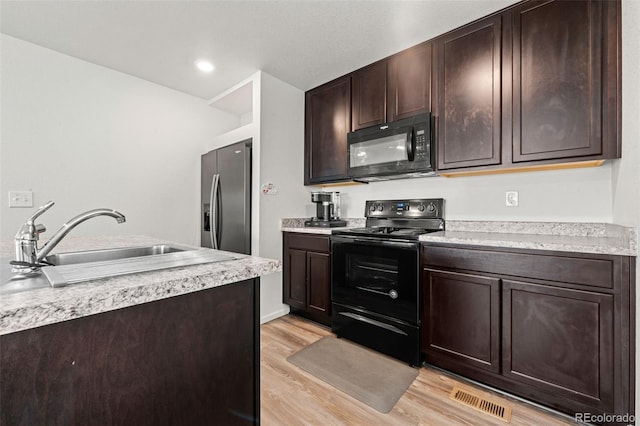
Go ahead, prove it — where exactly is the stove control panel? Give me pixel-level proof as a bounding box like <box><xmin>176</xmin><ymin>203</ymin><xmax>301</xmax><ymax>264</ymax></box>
<box><xmin>365</xmin><ymin>198</ymin><xmax>444</xmax><ymax>219</ymax></box>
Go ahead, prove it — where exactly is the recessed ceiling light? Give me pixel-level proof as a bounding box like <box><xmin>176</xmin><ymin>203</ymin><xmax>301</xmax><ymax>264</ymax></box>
<box><xmin>195</xmin><ymin>60</ymin><xmax>215</xmax><ymax>73</ymax></box>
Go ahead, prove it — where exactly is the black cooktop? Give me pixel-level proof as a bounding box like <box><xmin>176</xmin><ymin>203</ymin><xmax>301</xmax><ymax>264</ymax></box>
<box><xmin>331</xmin><ymin>198</ymin><xmax>445</xmax><ymax>241</ymax></box>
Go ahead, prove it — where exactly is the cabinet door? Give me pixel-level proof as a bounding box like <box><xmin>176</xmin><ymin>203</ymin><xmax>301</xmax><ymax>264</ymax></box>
<box><xmin>502</xmin><ymin>279</ymin><xmax>614</xmax><ymax>412</ymax></box>
<box><xmin>422</xmin><ymin>269</ymin><xmax>500</xmax><ymax>374</ymax></box>
<box><xmin>352</xmin><ymin>61</ymin><xmax>387</xmax><ymax>131</ymax></box>
<box><xmin>435</xmin><ymin>16</ymin><xmax>502</xmax><ymax>170</ymax></box>
<box><xmin>304</xmin><ymin>76</ymin><xmax>351</xmax><ymax>184</ymax></box>
<box><xmin>306</xmin><ymin>251</ymin><xmax>331</xmax><ymax>319</ymax></box>
<box><xmin>388</xmin><ymin>42</ymin><xmax>432</xmax><ymax>122</ymax></box>
<box><xmin>284</xmin><ymin>248</ymin><xmax>307</xmax><ymax>309</ymax></box>
<box><xmin>511</xmin><ymin>0</ymin><xmax>604</xmax><ymax>162</ymax></box>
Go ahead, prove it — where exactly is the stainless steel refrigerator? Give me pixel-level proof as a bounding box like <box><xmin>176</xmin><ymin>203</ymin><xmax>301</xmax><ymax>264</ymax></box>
<box><xmin>201</xmin><ymin>139</ymin><xmax>252</xmax><ymax>254</ymax></box>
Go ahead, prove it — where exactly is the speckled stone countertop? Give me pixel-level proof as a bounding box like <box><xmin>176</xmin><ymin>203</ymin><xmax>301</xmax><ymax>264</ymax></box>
<box><xmin>281</xmin><ymin>218</ymin><xmax>365</xmax><ymax>235</ymax></box>
<box><xmin>420</xmin><ymin>221</ymin><xmax>637</xmax><ymax>256</ymax></box>
<box><xmin>280</xmin><ymin>218</ymin><xmax>637</xmax><ymax>256</ymax></box>
<box><xmin>0</xmin><ymin>235</ymin><xmax>280</xmax><ymax>336</ymax></box>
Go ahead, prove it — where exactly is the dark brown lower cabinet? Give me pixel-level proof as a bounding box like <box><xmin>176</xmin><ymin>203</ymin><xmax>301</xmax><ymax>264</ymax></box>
<box><xmin>503</xmin><ymin>279</ymin><xmax>614</xmax><ymax>412</ymax></box>
<box><xmin>0</xmin><ymin>279</ymin><xmax>260</xmax><ymax>426</ymax></box>
<box><xmin>421</xmin><ymin>244</ymin><xmax>634</xmax><ymax>421</ymax></box>
<box><xmin>422</xmin><ymin>269</ymin><xmax>500</xmax><ymax>373</ymax></box>
<box><xmin>283</xmin><ymin>232</ymin><xmax>331</xmax><ymax>326</ymax></box>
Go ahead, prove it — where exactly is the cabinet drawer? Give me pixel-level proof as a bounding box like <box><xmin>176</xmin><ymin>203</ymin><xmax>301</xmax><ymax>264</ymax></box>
<box><xmin>284</xmin><ymin>233</ymin><xmax>329</xmax><ymax>253</ymax></box>
<box><xmin>422</xmin><ymin>245</ymin><xmax>616</xmax><ymax>289</ymax></box>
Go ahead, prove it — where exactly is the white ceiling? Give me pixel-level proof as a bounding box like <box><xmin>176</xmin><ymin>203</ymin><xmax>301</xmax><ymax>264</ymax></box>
<box><xmin>0</xmin><ymin>0</ymin><xmax>518</xmax><ymax>100</ymax></box>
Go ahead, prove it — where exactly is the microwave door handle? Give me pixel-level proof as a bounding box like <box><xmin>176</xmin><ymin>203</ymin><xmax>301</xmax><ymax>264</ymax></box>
<box><xmin>406</xmin><ymin>127</ymin><xmax>415</xmax><ymax>161</ymax></box>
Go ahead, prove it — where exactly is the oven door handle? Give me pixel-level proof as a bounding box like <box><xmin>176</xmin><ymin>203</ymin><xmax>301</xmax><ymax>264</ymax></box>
<box><xmin>338</xmin><ymin>312</ymin><xmax>408</xmax><ymax>336</ymax></box>
<box><xmin>331</xmin><ymin>235</ymin><xmax>418</xmax><ymax>250</ymax></box>
<box><xmin>356</xmin><ymin>286</ymin><xmax>399</xmax><ymax>299</ymax></box>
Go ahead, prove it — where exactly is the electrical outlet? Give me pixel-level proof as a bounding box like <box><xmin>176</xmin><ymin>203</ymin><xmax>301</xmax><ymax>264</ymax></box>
<box><xmin>8</xmin><ymin>190</ymin><xmax>33</xmax><ymax>208</ymax></box>
<box><xmin>505</xmin><ymin>191</ymin><xmax>519</xmax><ymax>207</ymax></box>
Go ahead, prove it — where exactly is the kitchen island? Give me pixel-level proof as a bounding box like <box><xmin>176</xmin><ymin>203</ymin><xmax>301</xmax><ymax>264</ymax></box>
<box><xmin>0</xmin><ymin>235</ymin><xmax>280</xmax><ymax>425</ymax></box>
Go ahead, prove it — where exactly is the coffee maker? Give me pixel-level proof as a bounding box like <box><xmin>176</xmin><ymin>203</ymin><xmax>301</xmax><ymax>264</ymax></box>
<box><xmin>304</xmin><ymin>191</ymin><xmax>347</xmax><ymax>228</ymax></box>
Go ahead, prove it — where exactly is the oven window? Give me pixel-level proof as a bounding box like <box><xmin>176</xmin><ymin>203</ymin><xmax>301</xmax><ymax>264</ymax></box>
<box><xmin>347</xmin><ymin>254</ymin><xmax>399</xmax><ymax>294</ymax></box>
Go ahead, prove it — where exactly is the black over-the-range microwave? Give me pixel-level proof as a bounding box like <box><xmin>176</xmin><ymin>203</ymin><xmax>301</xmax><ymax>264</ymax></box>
<box><xmin>347</xmin><ymin>113</ymin><xmax>434</xmax><ymax>182</ymax></box>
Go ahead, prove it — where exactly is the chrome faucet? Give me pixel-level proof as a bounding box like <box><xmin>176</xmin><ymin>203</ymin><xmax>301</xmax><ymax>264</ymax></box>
<box><xmin>13</xmin><ymin>201</ymin><xmax>126</xmax><ymax>274</ymax></box>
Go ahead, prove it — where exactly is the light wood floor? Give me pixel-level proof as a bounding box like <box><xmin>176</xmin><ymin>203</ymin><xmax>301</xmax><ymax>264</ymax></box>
<box><xmin>261</xmin><ymin>315</ymin><xmax>576</xmax><ymax>426</ymax></box>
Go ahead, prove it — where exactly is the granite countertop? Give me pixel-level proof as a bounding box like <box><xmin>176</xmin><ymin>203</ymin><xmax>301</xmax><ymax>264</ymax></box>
<box><xmin>281</xmin><ymin>218</ymin><xmax>365</xmax><ymax>235</ymax></box>
<box><xmin>0</xmin><ymin>235</ymin><xmax>281</xmax><ymax>336</ymax></box>
<box><xmin>281</xmin><ymin>218</ymin><xmax>637</xmax><ymax>256</ymax></box>
<box><xmin>420</xmin><ymin>221</ymin><xmax>637</xmax><ymax>256</ymax></box>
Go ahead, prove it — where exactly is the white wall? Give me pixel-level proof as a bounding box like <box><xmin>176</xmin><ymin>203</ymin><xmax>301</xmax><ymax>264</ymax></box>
<box><xmin>0</xmin><ymin>35</ymin><xmax>239</xmax><ymax>245</ymax></box>
<box><xmin>334</xmin><ymin>164</ymin><xmax>613</xmax><ymax>222</ymax></box>
<box><xmin>258</xmin><ymin>72</ymin><xmax>307</xmax><ymax>323</ymax></box>
<box><xmin>203</xmin><ymin>71</ymin><xmax>306</xmax><ymax>324</ymax></box>
<box><xmin>613</xmin><ymin>1</ymin><xmax>640</xmax><ymax>227</ymax></box>
<box><xmin>612</xmin><ymin>0</ymin><xmax>640</xmax><ymax>417</ymax></box>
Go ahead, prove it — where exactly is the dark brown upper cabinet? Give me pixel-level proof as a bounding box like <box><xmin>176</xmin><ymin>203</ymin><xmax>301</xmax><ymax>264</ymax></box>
<box><xmin>304</xmin><ymin>76</ymin><xmax>351</xmax><ymax>185</ymax></box>
<box><xmin>307</xmin><ymin>42</ymin><xmax>432</xmax><ymax>185</ymax></box>
<box><xmin>351</xmin><ymin>60</ymin><xmax>387</xmax><ymax>131</ymax></box>
<box><xmin>351</xmin><ymin>42</ymin><xmax>432</xmax><ymax>132</ymax></box>
<box><xmin>304</xmin><ymin>0</ymin><xmax>621</xmax><ymax>183</ymax></box>
<box><xmin>510</xmin><ymin>0</ymin><xmax>619</xmax><ymax>163</ymax></box>
<box><xmin>433</xmin><ymin>16</ymin><xmax>503</xmax><ymax>171</ymax></box>
<box><xmin>388</xmin><ymin>41</ymin><xmax>432</xmax><ymax>123</ymax></box>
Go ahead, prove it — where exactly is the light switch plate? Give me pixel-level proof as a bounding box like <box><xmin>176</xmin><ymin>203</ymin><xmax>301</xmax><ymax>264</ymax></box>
<box><xmin>9</xmin><ymin>190</ymin><xmax>33</xmax><ymax>208</ymax></box>
<box><xmin>505</xmin><ymin>191</ymin><xmax>519</xmax><ymax>207</ymax></box>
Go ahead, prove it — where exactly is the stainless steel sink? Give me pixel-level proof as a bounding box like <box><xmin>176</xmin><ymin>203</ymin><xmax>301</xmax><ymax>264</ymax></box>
<box><xmin>2</xmin><ymin>244</ymin><xmax>241</xmax><ymax>295</ymax></box>
<box><xmin>43</xmin><ymin>244</ymin><xmax>186</xmax><ymax>266</ymax></box>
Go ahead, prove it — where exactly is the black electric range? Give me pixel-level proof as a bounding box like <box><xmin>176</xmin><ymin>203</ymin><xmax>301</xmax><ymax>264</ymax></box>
<box><xmin>330</xmin><ymin>198</ymin><xmax>444</xmax><ymax>366</ymax></box>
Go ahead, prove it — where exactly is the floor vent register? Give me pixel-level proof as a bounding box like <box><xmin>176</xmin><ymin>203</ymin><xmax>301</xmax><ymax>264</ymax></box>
<box><xmin>449</xmin><ymin>386</ymin><xmax>512</xmax><ymax>422</ymax></box>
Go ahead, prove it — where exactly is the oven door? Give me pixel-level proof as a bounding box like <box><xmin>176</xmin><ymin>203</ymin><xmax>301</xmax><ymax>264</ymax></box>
<box><xmin>331</xmin><ymin>235</ymin><xmax>419</xmax><ymax>324</ymax></box>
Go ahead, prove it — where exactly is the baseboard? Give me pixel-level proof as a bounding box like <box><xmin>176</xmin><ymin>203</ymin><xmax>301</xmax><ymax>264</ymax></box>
<box><xmin>261</xmin><ymin>307</ymin><xmax>290</xmax><ymax>324</ymax></box>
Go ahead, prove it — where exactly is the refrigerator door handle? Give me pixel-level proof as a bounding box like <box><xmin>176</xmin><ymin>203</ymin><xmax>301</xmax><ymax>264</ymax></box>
<box><xmin>215</xmin><ymin>175</ymin><xmax>222</xmax><ymax>249</ymax></box>
<box><xmin>210</xmin><ymin>174</ymin><xmax>220</xmax><ymax>249</ymax></box>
